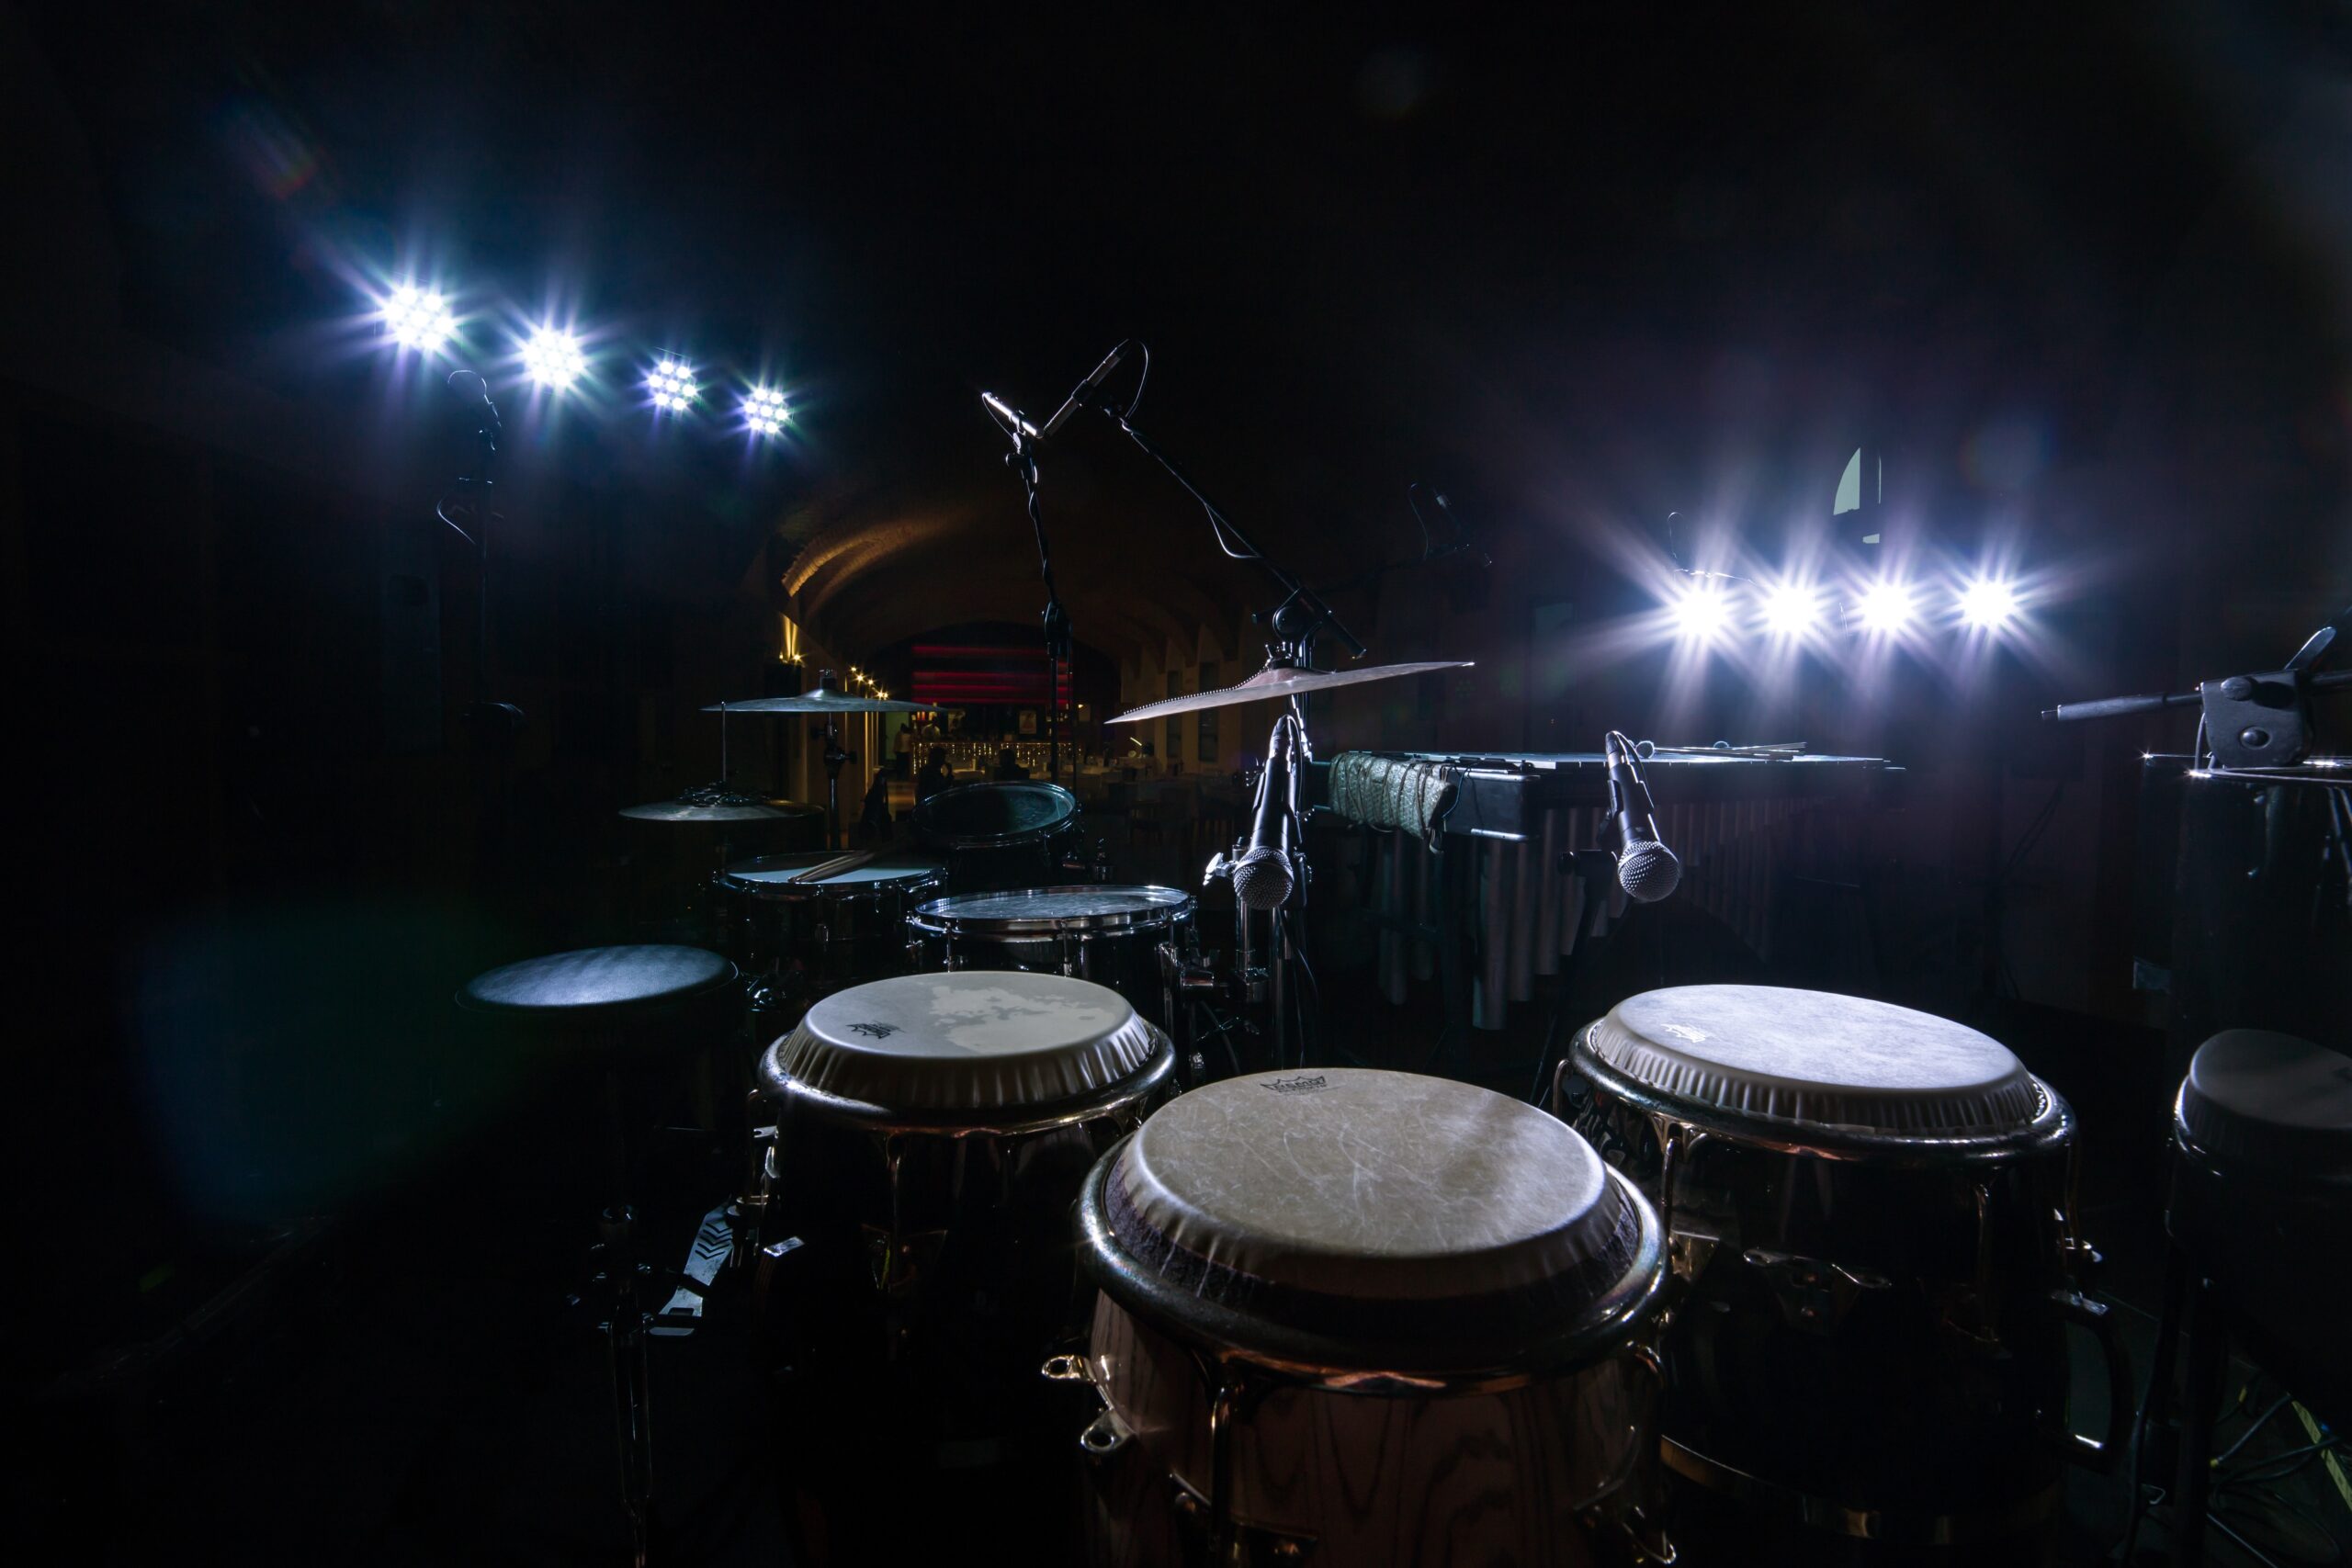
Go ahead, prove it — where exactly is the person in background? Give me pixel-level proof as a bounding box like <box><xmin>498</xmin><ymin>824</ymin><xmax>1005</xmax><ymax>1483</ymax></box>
<box><xmin>857</xmin><ymin>769</ymin><xmax>893</xmax><ymax>843</ymax></box>
<box><xmin>917</xmin><ymin>747</ymin><xmax>953</xmax><ymax>801</ymax></box>
<box><xmin>992</xmin><ymin>745</ymin><xmax>1030</xmax><ymax>782</ymax></box>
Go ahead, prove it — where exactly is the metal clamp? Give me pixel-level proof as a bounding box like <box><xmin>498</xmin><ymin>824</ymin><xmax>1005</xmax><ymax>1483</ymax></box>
<box><xmin>1741</xmin><ymin>1247</ymin><xmax>1892</xmax><ymax>1332</ymax></box>
<box><xmin>2050</xmin><ymin>1287</ymin><xmax>2133</xmax><ymax>1472</ymax></box>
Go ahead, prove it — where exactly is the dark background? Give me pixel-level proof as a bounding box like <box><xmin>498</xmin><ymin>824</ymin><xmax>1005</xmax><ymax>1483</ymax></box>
<box><xmin>6</xmin><ymin>1</ymin><xmax>2351</xmax><ymax>1560</ymax></box>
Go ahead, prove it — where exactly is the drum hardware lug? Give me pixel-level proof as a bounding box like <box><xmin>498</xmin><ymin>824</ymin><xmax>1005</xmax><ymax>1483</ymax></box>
<box><xmin>2057</xmin><ymin>1234</ymin><xmax>2104</xmax><ymax>1289</ymax></box>
<box><xmin>1040</xmin><ymin>1352</ymin><xmax>1093</xmax><ymax>1383</ymax></box>
<box><xmin>1741</xmin><ymin>1247</ymin><xmax>1891</xmax><ymax>1331</ymax></box>
<box><xmin>1077</xmin><ymin>1405</ymin><xmax>1132</xmax><ymax>1459</ymax></box>
<box><xmin>1668</xmin><ymin>1230</ymin><xmax>1719</xmax><ymax>1284</ymax></box>
<box><xmin>1170</xmin><ymin>1480</ymin><xmax>1317</xmax><ymax>1562</ymax></box>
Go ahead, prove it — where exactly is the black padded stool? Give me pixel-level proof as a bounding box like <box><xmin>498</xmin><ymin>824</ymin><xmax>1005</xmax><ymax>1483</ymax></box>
<box><xmin>457</xmin><ymin>943</ymin><xmax>741</xmax><ymax>1568</ymax></box>
<box><xmin>2145</xmin><ymin>1030</ymin><xmax>2352</xmax><ymax>1565</ymax></box>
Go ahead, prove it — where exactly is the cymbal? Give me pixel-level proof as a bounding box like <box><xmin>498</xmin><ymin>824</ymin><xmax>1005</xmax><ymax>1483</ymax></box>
<box><xmin>702</xmin><ymin>683</ymin><xmax>936</xmax><ymax>715</ymax></box>
<box><xmin>619</xmin><ymin>797</ymin><xmax>824</xmax><ymax>825</ymax></box>
<box><xmin>1110</xmin><ymin>659</ymin><xmax>1473</xmax><ymax>723</ymax></box>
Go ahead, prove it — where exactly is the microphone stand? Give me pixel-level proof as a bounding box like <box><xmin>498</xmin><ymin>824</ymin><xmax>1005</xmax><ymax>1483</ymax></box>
<box><xmin>984</xmin><ymin>397</ymin><xmax>1069</xmax><ymax>786</ymax></box>
<box><xmin>1090</xmin><ymin>393</ymin><xmax>1365</xmax><ymax>669</ymax></box>
<box><xmin>435</xmin><ymin>369</ymin><xmax>526</xmax><ymax>901</ymax></box>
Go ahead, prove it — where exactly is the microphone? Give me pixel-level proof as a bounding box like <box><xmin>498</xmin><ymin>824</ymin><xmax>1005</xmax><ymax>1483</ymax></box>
<box><xmin>1037</xmin><ymin>341</ymin><xmax>1133</xmax><ymax>439</ymax></box>
<box><xmin>1604</xmin><ymin>734</ymin><xmax>1681</xmax><ymax>903</ymax></box>
<box><xmin>1431</xmin><ymin>491</ymin><xmax>1493</xmax><ymax>568</ymax></box>
<box><xmin>1231</xmin><ymin>726</ymin><xmax>1297</xmax><ymax>911</ymax></box>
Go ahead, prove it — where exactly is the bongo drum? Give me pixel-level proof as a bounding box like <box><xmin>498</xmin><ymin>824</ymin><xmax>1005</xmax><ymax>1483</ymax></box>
<box><xmin>1556</xmin><ymin>985</ymin><xmax>2128</xmax><ymax>1546</ymax></box>
<box><xmin>1067</xmin><ymin>1067</ymin><xmax>1671</xmax><ymax>1566</ymax></box>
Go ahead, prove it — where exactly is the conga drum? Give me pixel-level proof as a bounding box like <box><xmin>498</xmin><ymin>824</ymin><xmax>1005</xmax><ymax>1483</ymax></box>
<box><xmin>754</xmin><ymin>972</ymin><xmax>1177</xmax><ymax>1564</ymax></box>
<box><xmin>1068</xmin><ymin>1068</ymin><xmax>1671</xmax><ymax>1566</ymax></box>
<box><xmin>1555</xmin><ymin>985</ymin><xmax>2128</xmax><ymax>1550</ymax></box>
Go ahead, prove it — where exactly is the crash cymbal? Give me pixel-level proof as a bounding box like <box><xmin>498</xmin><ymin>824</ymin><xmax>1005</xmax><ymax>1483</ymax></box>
<box><xmin>619</xmin><ymin>795</ymin><xmax>826</xmax><ymax>825</ymax></box>
<box><xmin>701</xmin><ymin>682</ymin><xmax>935</xmax><ymax>716</ymax></box>
<box><xmin>1110</xmin><ymin>659</ymin><xmax>1473</xmax><ymax>724</ymax></box>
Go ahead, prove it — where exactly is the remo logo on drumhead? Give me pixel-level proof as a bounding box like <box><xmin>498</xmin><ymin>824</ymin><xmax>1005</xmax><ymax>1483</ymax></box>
<box><xmin>1261</xmin><ymin>1075</ymin><xmax>1331</xmax><ymax>1094</ymax></box>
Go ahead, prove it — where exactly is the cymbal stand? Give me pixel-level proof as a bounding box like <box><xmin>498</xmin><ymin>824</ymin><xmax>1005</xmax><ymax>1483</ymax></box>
<box><xmin>984</xmin><ymin>395</ymin><xmax>1071</xmax><ymax>786</ymax></box>
<box><xmin>1082</xmin><ymin>363</ymin><xmax>1362</xmax><ymax>1066</ymax></box>
<box><xmin>814</xmin><ymin>671</ymin><xmax>855</xmax><ymax>852</ymax></box>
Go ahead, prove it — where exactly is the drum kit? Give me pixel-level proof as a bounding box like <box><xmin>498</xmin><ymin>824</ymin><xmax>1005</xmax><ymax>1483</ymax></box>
<box><xmin>569</xmin><ymin>661</ymin><xmax>2137</xmax><ymax>1565</ymax></box>
<box><xmin>540</xmin><ymin>345</ymin><xmax>2162</xmax><ymax>1565</ymax></box>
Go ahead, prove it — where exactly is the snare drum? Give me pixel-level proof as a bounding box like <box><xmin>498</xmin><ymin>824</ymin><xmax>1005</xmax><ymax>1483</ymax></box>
<box><xmin>912</xmin><ymin>780</ymin><xmax>1086</xmax><ymax>891</ymax></box>
<box><xmin>713</xmin><ymin>850</ymin><xmax>942</xmax><ymax>1010</ymax></box>
<box><xmin>1069</xmin><ymin>1067</ymin><xmax>1670</xmax><ymax>1567</ymax></box>
<box><xmin>756</xmin><ymin>973</ymin><xmax>1175</xmax><ymax>1521</ymax></box>
<box><xmin>908</xmin><ymin>886</ymin><xmax>1193</xmax><ymax>1031</ymax></box>
<box><xmin>1555</xmin><ymin>985</ymin><xmax>2127</xmax><ymax>1546</ymax></box>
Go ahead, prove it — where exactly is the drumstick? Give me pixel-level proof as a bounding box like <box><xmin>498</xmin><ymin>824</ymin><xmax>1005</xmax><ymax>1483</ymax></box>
<box><xmin>788</xmin><ymin>850</ymin><xmax>880</xmax><ymax>884</ymax></box>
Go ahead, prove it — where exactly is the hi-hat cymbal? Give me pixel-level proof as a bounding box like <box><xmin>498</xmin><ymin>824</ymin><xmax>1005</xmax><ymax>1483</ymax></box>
<box><xmin>1110</xmin><ymin>659</ymin><xmax>1473</xmax><ymax>723</ymax></box>
<box><xmin>702</xmin><ymin>683</ymin><xmax>936</xmax><ymax>715</ymax></box>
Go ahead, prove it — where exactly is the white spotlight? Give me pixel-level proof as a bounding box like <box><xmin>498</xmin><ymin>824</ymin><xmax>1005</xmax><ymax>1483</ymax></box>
<box><xmin>381</xmin><ymin>284</ymin><xmax>454</xmax><ymax>354</ymax></box>
<box><xmin>522</xmin><ymin>326</ymin><xmax>587</xmax><ymax>390</ymax></box>
<box><xmin>1856</xmin><ymin>580</ymin><xmax>1915</xmax><ymax>634</ymax></box>
<box><xmin>1958</xmin><ymin>576</ymin><xmax>2021</xmax><ymax>631</ymax></box>
<box><xmin>1671</xmin><ymin>580</ymin><xmax>1732</xmax><ymax>643</ymax></box>
<box><xmin>648</xmin><ymin>357</ymin><xmax>698</xmax><ymax>412</ymax></box>
<box><xmin>745</xmin><ymin>385</ymin><xmax>789</xmax><ymax>436</ymax></box>
<box><xmin>1762</xmin><ymin>582</ymin><xmax>1822</xmax><ymax>637</ymax></box>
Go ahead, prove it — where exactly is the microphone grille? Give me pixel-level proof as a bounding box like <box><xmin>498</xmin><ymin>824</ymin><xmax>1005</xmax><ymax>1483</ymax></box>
<box><xmin>1617</xmin><ymin>840</ymin><xmax>1682</xmax><ymax>903</ymax></box>
<box><xmin>1231</xmin><ymin>846</ymin><xmax>1295</xmax><ymax>911</ymax></box>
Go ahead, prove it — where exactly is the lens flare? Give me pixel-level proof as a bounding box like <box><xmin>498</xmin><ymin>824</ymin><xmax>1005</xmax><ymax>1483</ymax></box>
<box><xmin>1761</xmin><ymin>582</ymin><xmax>1823</xmax><ymax>637</ymax></box>
<box><xmin>522</xmin><ymin>327</ymin><xmax>587</xmax><ymax>390</ymax></box>
<box><xmin>648</xmin><ymin>357</ymin><xmax>698</xmax><ymax>412</ymax></box>
<box><xmin>1856</xmin><ymin>580</ymin><xmax>1915</xmax><ymax>634</ymax></box>
<box><xmin>1670</xmin><ymin>580</ymin><xmax>1733</xmax><ymax>643</ymax></box>
<box><xmin>380</xmin><ymin>284</ymin><xmax>454</xmax><ymax>354</ymax></box>
<box><xmin>1958</xmin><ymin>576</ymin><xmax>2021</xmax><ymax>631</ymax></box>
<box><xmin>745</xmin><ymin>385</ymin><xmax>789</xmax><ymax>436</ymax></box>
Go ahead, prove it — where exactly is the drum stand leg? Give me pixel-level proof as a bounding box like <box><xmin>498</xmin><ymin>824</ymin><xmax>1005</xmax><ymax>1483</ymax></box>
<box><xmin>594</xmin><ymin>1205</ymin><xmax>658</xmax><ymax>1568</ymax></box>
<box><xmin>2170</xmin><ymin>1271</ymin><xmax>2229</xmax><ymax>1568</ymax></box>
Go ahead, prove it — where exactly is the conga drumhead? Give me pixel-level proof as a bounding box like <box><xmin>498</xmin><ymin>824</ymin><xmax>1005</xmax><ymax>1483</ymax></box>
<box><xmin>1094</xmin><ymin>1068</ymin><xmax>1659</xmax><ymax>1371</ymax></box>
<box><xmin>913</xmin><ymin>781</ymin><xmax>1079</xmax><ymax>847</ymax></box>
<box><xmin>911</xmin><ymin>886</ymin><xmax>1191</xmax><ymax>932</ymax></box>
<box><xmin>718</xmin><ymin>850</ymin><xmax>943</xmax><ymax>895</ymax></box>
<box><xmin>764</xmin><ymin>971</ymin><xmax>1163</xmax><ymax>1119</ymax></box>
<box><xmin>2177</xmin><ymin>1029</ymin><xmax>2352</xmax><ymax>1174</ymax></box>
<box><xmin>1585</xmin><ymin>985</ymin><xmax>2041</xmax><ymax>1135</ymax></box>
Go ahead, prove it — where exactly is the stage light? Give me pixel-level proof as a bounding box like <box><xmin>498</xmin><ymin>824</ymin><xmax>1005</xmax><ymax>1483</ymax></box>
<box><xmin>648</xmin><ymin>357</ymin><xmax>698</xmax><ymax>412</ymax></box>
<box><xmin>522</xmin><ymin>326</ymin><xmax>586</xmax><ymax>390</ymax></box>
<box><xmin>381</xmin><ymin>285</ymin><xmax>454</xmax><ymax>354</ymax></box>
<box><xmin>745</xmin><ymin>385</ymin><xmax>789</xmax><ymax>436</ymax></box>
<box><xmin>1761</xmin><ymin>582</ymin><xmax>1823</xmax><ymax>637</ymax></box>
<box><xmin>1958</xmin><ymin>576</ymin><xmax>2021</xmax><ymax>632</ymax></box>
<box><xmin>1856</xmin><ymin>580</ymin><xmax>1916</xmax><ymax>634</ymax></box>
<box><xmin>1670</xmin><ymin>579</ymin><xmax>1733</xmax><ymax>643</ymax></box>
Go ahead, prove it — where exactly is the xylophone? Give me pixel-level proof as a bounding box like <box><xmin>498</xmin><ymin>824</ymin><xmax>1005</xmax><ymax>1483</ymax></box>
<box><xmin>1310</xmin><ymin>749</ymin><xmax>1904</xmax><ymax>1030</ymax></box>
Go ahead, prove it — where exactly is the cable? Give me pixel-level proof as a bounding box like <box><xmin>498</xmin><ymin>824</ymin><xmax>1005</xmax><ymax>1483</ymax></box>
<box><xmin>2222</xmin><ymin>1437</ymin><xmax>2347</xmax><ymax>1494</ymax></box>
<box><xmin>2217</xmin><ymin>1394</ymin><xmax>2302</xmax><ymax>1469</ymax></box>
